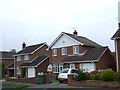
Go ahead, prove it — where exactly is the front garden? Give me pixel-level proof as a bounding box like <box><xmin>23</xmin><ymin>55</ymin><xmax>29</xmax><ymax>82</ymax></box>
<box><xmin>70</xmin><ymin>69</ymin><xmax>120</xmax><ymax>88</ymax></box>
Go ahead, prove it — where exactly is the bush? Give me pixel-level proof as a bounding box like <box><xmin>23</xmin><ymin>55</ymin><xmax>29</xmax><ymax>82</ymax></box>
<box><xmin>75</xmin><ymin>70</ymin><xmax>89</xmax><ymax>81</ymax></box>
<box><xmin>100</xmin><ymin>69</ymin><xmax>116</xmax><ymax>81</ymax></box>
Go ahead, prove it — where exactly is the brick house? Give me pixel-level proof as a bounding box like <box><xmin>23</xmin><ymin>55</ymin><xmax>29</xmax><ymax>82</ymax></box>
<box><xmin>48</xmin><ymin>31</ymin><xmax>116</xmax><ymax>78</ymax></box>
<box><xmin>111</xmin><ymin>27</ymin><xmax>120</xmax><ymax>72</ymax></box>
<box><xmin>13</xmin><ymin>42</ymin><xmax>49</xmax><ymax>78</ymax></box>
<box><xmin>0</xmin><ymin>51</ymin><xmax>15</xmax><ymax>77</ymax></box>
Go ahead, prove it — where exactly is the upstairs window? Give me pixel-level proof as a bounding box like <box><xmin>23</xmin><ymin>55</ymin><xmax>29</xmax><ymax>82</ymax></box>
<box><xmin>17</xmin><ymin>56</ymin><xmax>21</xmax><ymax>61</ymax></box>
<box><xmin>52</xmin><ymin>49</ymin><xmax>57</xmax><ymax>56</ymax></box>
<box><xmin>73</xmin><ymin>46</ymin><xmax>79</xmax><ymax>54</ymax></box>
<box><xmin>24</xmin><ymin>54</ymin><xmax>29</xmax><ymax>60</ymax></box>
<box><xmin>62</xmin><ymin>47</ymin><xmax>67</xmax><ymax>55</ymax></box>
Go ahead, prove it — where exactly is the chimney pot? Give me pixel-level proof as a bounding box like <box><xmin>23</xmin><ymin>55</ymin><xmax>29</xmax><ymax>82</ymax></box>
<box><xmin>73</xmin><ymin>30</ymin><xmax>78</xmax><ymax>35</ymax></box>
<box><xmin>22</xmin><ymin>42</ymin><xmax>26</xmax><ymax>50</ymax></box>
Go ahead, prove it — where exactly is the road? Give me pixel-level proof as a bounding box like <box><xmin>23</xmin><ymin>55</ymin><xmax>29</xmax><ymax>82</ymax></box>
<box><xmin>2</xmin><ymin>82</ymin><xmax>120</xmax><ymax>90</ymax></box>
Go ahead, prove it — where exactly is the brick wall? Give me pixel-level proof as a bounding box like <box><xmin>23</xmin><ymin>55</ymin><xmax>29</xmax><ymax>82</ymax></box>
<box><xmin>96</xmin><ymin>49</ymin><xmax>116</xmax><ymax>71</ymax></box>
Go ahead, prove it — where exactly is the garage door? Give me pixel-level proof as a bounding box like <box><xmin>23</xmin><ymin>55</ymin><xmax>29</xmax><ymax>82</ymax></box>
<box><xmin>80</xmin><ymin>63</ymin><xmax>95</xmax><ymax>72</ymax></box>
<box><xmin>28</xmin><ymin>68</ymin><xmax>35</xmax><ymax>78</ymax></box>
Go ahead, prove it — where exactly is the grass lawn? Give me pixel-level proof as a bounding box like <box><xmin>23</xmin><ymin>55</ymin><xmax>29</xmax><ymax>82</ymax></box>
<box><xmin>2</xmin><ymin>83</ymin><xmax>29</xmax><ymax>89</ymax></box>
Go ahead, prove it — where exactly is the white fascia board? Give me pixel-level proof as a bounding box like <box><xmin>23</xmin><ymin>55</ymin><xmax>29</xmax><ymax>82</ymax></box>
<box><xmin>96</xmin><ymin>48</ymin><xmax>108</xmax><ymax>62</ymax></box>
<box><xmin>31</xmin><ymin>43</ymin><xmax>47</xmax><ymax>54</ymax></box>
<box><xmin>48</xmin><ymin>32</ymin><xmax>83</xmax><ymax>50</ymax></box>
<box><xmin>47</xmin><ymin>32</ymin><xmax>63</xmax><ymax>50</ymax></box>
<box><xmin>13</xmin><ymin>53</ymin><xmax>30</xmax><ymax>57</ymax></box>
<box><xmin>62</xmin><ymin>60</ymin><xmax>98</xmax><ymax>64</ymax></box>
<box><xmin>63</xmin><ymin>33</ymin><xmax>83</xmax><ymax>45</ymax></box>
<box><xmin>35</xmin><ymin>56</ymin><xmax>49</xmax><ymax>67</ymax></box>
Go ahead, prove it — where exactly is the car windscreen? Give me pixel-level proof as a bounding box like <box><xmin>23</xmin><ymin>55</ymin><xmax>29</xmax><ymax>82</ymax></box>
<box><xmin>60</xmin><ymin>69</ymin><xmax>69</xmax><ymax>73</ymax></box>
<box><xmin>70</xmin><ymin>69</ymin><xmax>78</xmax><ymax>73</ymax></box>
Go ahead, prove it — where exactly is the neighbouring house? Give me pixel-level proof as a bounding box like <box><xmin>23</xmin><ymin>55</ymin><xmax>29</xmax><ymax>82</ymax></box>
<box><xmin>0</xmin><ymin>51</ymin><xmax>16</xmax><ymax>77</ymax></box>
<box><xmin>111</xmin><ymin>27</ymin><xmax>120</xmax><ymax>72</ymax></box>
<box><xmin>48</xmin><ymin>31</ymin><xmax>116</xmax><ymax>78</ymax></box>
<box><xmin>13</xmin><ymin>42</ymin><xmax>49</xmax><ymax>78</ymax></box>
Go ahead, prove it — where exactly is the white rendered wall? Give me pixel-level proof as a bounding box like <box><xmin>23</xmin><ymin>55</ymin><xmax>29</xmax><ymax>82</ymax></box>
<box><xmin>51</xmin><ymin>34</ymin><xmax>80</xmax><ymax>49</ymax></box>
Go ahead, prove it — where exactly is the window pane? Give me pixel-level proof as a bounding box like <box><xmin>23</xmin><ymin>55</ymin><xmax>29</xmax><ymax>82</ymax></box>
<box><xmin>62</xmin><ymin>48</ymin><xmax>67</xmax><ymax>55</ymax></box>
<box><xmin>52</xmin><ymin>49</ymin><xmax>57</xmax><ymax>56</ymax></box>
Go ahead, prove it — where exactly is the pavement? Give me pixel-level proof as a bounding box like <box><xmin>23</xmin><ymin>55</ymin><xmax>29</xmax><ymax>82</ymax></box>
<box><xmin>2</xmin><ymin>81</ymin><xmax>120</xmax><ymax>90</ymax></box>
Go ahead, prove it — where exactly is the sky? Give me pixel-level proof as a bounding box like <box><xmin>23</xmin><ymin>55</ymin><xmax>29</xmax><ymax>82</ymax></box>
<box><xmin>0</xmin><ymin>0</ymin><xmax>119</xmax><ymax>52</ymax></box>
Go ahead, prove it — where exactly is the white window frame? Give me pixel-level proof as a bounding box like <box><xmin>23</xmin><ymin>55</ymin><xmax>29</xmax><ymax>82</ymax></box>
<box><xmin>73</xmin><ymin>46</ymin><xmax>79</xmax><ymax>54</ymax></box>
<box><xmin>53</xmin><ymin>64</ymin><xmax>63</xmax><ymax>73</ymax></box>
<box><xmin>52</xmin><ymin>49</ymin><xmax>57</xmax><ymax>56</ymax></box>
<box><xmin>17</xmin><ymin>56</ymin><xmax>21</xmax><ymax>61</ymax></box>
<box><xmin>62</xmin><ymin>47</ymin><xmax>67</xmax><ymax>55</ymax></box>
<box><xmin>24</xmin><ymin>54</ymin><xmax>29</xmax><ymax>61</ymax></box>
<box><xmin>17</xmin><ymin>67</ymin><xmax>21</xmax><ymax>74</ymax></box>
<box><xmin>80</xmin><ymin>63</ymin><xmax>95</xmax><ymax>72</ymax></box>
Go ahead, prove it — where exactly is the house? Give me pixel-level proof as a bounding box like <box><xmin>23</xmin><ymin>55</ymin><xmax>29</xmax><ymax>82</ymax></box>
<box><xmin>111</xmin><ymin>1</ymin><xmax>120</xmax><ymax>72</ymax></box>
<box><xmin>111</xmin><ymin>28</ymin><xmax>120</xmax><ymax>72</ymax></box>
<box><xmin>13</xmin><ymin>42</ymin><xmax>49</xmax><ymax>78</ymax></box>
<box><xmin>48</xmin><ymin>31</ymin><xmax>116</xmax><ymax>78</ymax></box>
<box><xmin>0</xmin><ymin>51</ymin><xmax>15</xmax><ymax>77</ymax></box>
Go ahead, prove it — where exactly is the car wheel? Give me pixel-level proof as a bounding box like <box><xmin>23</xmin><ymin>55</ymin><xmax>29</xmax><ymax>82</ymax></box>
<box><xmin>59</xmin><ymin>80</ymin><xmax>63</xmax><ymax>83</ymax></box>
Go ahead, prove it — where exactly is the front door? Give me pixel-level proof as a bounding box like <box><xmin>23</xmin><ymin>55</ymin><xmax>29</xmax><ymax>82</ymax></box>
<box><xmin>21</xmin><ymin>68</ymin><xmax>26</xmax><ymax>78</ymax></box>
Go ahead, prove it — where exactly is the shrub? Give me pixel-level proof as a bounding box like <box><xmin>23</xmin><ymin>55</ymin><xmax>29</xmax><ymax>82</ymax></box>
<box><xmin>100</xmin><ymin>69</ymin><xmax>116</xmax><ymax>81</ymax></box>
<box><xmin>75</xmin><ymin>70</ymin><xmax>89</xmax><ymax>81</ymax></box>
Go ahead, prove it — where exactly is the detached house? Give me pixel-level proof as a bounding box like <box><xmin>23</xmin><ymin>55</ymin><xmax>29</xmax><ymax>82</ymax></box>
<box><xmin>13</xmin><ymin>42</ymin><xmax>49</xmax><ymax>78</ymax></box>
<box><xmin>0</xmin><ymin>51</ymin><xmax>15</xmax><ymax>77</ymax></box>
<box><xmin>48</xmin><ymin>31</ymin><xmax>116</xmax><ymax>77</ymax></box>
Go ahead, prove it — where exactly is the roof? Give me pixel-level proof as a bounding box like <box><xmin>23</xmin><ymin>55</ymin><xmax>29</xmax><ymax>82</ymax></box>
<box><xmin>62</xmin><ymin>47</ymin><xmax>108</xmax><ymax>63</ymax></box>
<box><xmin>48</xmin><ymin>32</ymin><xmax>101</xmax><ymax>49</ymax></box>
<box><xmin>0</xmin><ymin>51</ymin><xmax>15</xmax><ymax>59</ymax></box>
<box><xmin>20</xmin><ymin>56</ymin><xmax>49</xmax><ymax>67</ymax></box>
<box><xmin>64</xmin><ymin>32</ymin><xmax>101</xmax><ymax>47</ymax></box>
<box><xmin>111</xmin><ymin>29</ymin><xmax>120</xmax><ymax>40</ymax></box>
<box><xmin>15</xmin><ymin>43</ymin><xmax>47</xmax><ymax>55</ymax></box>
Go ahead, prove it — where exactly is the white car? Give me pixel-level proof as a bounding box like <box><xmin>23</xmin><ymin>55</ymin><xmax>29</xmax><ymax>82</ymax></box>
<box><xmin>57</xmin><ymin>68</ymin><xmax>78</xmax><ymax>83</ymax></box>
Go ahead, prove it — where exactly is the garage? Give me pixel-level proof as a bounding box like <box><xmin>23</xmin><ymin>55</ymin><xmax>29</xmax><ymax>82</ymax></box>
<box><xmin>80</xmin><ymin>63</ymin><xmax>96</xmax><ymax>72</ymax></box>
<box><xmin>28</xmin><ymin>67</ymin><xmax>35</xmax><ymax>78</ymax></box>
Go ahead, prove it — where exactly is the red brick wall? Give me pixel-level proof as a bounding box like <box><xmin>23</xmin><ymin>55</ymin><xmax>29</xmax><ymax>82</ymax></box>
<box><xmin>35</xmin><ymin>58</ymin><xmax>49</xmax><ymax>77</ymax></box>
<box><xmin>49</xmin><ymin>45</ymin><xmax>90</xmax><ymax>64</ymax></box>
<box><xmin>15</xmin><ymin>45</ymin><xmax>48</xmax><ymax>77</ymax></box>
<box><xmin>2</xmin><ymin>59</ymin><xmax>14</xmax><ymax>73</ymax></box>
<box><xmin>96</xmin><ymin>49</ymin><xmax>116</xmax><ymax>71</ymax></box>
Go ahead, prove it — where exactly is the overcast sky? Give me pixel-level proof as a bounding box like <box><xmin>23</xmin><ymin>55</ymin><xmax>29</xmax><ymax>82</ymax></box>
<box><xmin>0</xmin><ymin>0</ymin><xmax>119</xmax><ymax>52</ymax></box>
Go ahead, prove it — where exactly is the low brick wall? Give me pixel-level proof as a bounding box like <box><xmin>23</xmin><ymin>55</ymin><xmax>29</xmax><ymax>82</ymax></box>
<box><xmin>6</xmin><ymin>78</ymin><xmax>39</xmax><ymax>84</ymax></box>
<box><xmin>72</xmin><ymin>81</ymin><xmax>120</xmax><ymax>88</ymax></box>
<box><xmin>5</xmin><ymin>73</ymin><xmax>50</xmax><ymax>84</ymax></box>
<box><xmin>67</xmin><ymin>74</ymin><xmax>120</xmax><ymax>88</ymax></box>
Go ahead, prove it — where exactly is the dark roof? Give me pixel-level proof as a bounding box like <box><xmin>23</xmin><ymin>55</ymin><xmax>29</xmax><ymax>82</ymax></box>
<box><xmin>20</xmin><ymin>56</ymin><xmax>49</xmax><ymax>67</ymax></box>
<box><xmin>0</xmin><ymin>51</ymin><xmax>15</xmax><ymax>59</ymax></box>
<box><xmin>16</xmin><ymin>43</ymin><xmax>46</xmax><ymax>55</ymax></box>
<box><xmin>62</xmin><ymin>47</ymin><xmax>108</xmax><ymax>63</ymax></box>
<box><xmin>63</xmin><ymin>32</ymin><xmax>101</xmax><ymax>47</ymax></box>
<box><xmin>111</xmin><ymin>29</ymin><xmax>120</xmax><ymax>40</ymax></box>
<box><xmin>7</xmin><ymin>63</ymin><xmax>14</xmax><ymax>69</ymax></box>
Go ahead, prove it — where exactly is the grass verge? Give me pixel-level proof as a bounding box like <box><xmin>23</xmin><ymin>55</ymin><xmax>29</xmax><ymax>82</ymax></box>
<box><xmin>2</xmin><ymin>83</ymin><xmax>29</xmax><ymax>89</ymax></box>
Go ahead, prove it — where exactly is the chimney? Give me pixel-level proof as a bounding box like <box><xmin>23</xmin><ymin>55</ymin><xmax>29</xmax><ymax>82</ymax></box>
<box><xmin>22</xmin><ymin>42</ymin><xmax>26</xmax><ymax>50</ymax></box>
<box><xmin>73</xmin><ymin>30</ymin><xmax>78</xmax><ymax>35</ymax></box>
